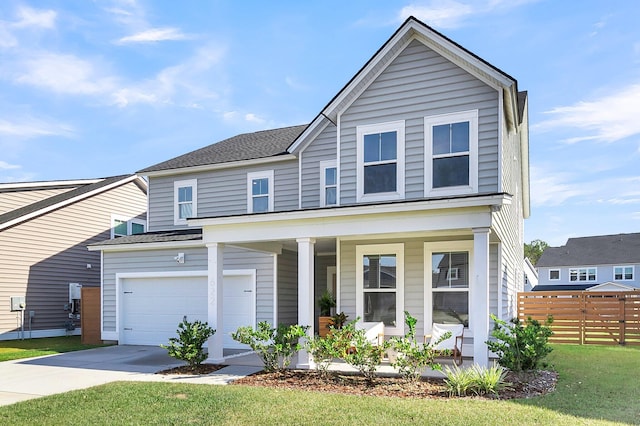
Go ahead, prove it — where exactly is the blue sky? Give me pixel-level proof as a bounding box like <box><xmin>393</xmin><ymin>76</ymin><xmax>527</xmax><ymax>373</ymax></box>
<box><xmin>0</xmin><ymin>0</ymin><xmax>639</xmax><ymax>246</ymax></box>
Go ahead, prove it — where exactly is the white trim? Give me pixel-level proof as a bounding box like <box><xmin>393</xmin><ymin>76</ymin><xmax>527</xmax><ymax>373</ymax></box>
<box><xmin>569</xmin><ymin>267</ymin><xmax>597</xmax><ymax>282</ymax></box>
<box><xmin>0</xmin><ymin>178</ymin><xmax>102</xmax><ymax>190</ymax></box>
<box><xmin>355</xmin><ymin>243</ymin><xmax>404</xmax><ymax>335</ymax></box>
<box><xmin>613</xmin><ymin>265</ymin><xmax>634</xmax><ymax>281</ymax></box>
<box><xmin>142</xmin><ymin>154</ymin><xmax>297</xmax><ymax>178</ymax></box>
<box><xmin>320</xmin><ymin>159</ymin><xmax>338</xmax><ymax>207</ymax></box>
<box><xmin>425</xmin><ymin>110</ymin><xmax>479</xmax><ymax>197</ymax></box>
<box><xmin>336</xmin><ymin>237</ymin><xmax>342</xmax><ymax>312</ymax></box>
<box><xmin>298</xmin><ymin>151</ymin><xmax>303</xmax><ymax>209</ymax></box>
<box><xmin>173</xmin><ymin>179</ymin><xmax>197</xmax><ymax>225</ymax></box>
<box><xmin>100</xmin><ymin>250</ymin><xmax>105</xmax><ymax>339</ymax></box>
<box><xmin>356</xmin><ymin>120</ymin><xmax>405</xmax><ymax>203</ymax></box>
<box><xmin>497</xmin><ymin>90</ymin><xmax>504</xmax><ymax>193</ymax></box>
<box><xmin>337</xmin><ymin>113</ymin><xmax>341</xmax><ymax>208</ymax></box>
<box><xmin>247</xmin><ymin>170</ymin><xmax>274</xmax><ymax>213</ymax></box>
<box><xmin>548</xmin><ymin>269</ymin><xmax>561</xmax><ymax>281</ymax></box>
<box><xmin>423</xmin><ymin>240</ymin><xmax>474</xmax><ymax>337</ymax></box>
<box><xmin>273</xmin><ymin>253</ymin><xmax>278</xmax><ymax>325</ymax></box>
<box><xmin>89</xmin><ymin>239</ymin><xmax>204</xmax><ymax>252</ymax></box>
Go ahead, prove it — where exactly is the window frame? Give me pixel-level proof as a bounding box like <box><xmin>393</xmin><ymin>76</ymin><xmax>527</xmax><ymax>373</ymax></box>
<box><xmin>355</xmin><ymin>243</ymin><xmax>404</xmax><ymax>335</ymax></box>
<box><xmin>569</xmin><ymin>267</ymin><xmax>597</xmax><ymax>282</ymax></box>
<box><xmin>320</xmin><ymin>159</ymin><xmax>338</xmax><ymax>207</ymax></box>
<box><xmin>173</xmin><ymin>179</ymin><xmax>197</xmax><ymax>225</ymax></box>
<box><xmin>356</xmin><ymin>120</ymin><xmax>405</xmax><ymax>203</ymax></box>
<box><xmin>424</xmin><ymin>110</ymin><xmax>478</xmax><ymax>196</ymax></box>
<box><xmin>549</xmin><ymin>269</ymin><xmax>560</xmax><ymax>281</ymax></box>
<box><xmin>614</xmin><ymin>265</ymin><xmax>634</xmax><ymax>281</ymax></box>
<box><xmin>424</xmin><ymin>241</ymin><xmax>474</xmax><ymax>335</ymax></box>
<box><xmin>111</xmin><ymin>214</ymin><xmax>146</xmax><ymax>238</ymax></box>
<box><xmin>247</xmin><ymin>170</ymin><xmax>274</xmax><ymax>213</ymax></box>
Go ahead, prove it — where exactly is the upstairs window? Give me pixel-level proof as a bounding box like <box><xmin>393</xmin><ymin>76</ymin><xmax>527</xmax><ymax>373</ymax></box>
<box><xmin>320</xmin><ymin>160</ymin><xmax>338</xmax><ymax>207</ymax></box>
<box><xmin>569</xmin><ymin>267</ymin><xmax>596</xmax><ymax>282</ymax></box>
<box><xmin>357</xmin><ymin>121</ymin><xmax>405</xmax><ymax>202</ymax></box>
<box><xmin>614</xmin><ymin>266</ymin><xmax>634</xmax><ymax>281</ymax></box>
<box><xmin>174</xmin><ymin>179</ymin><xmax>197</xmax><ymax>225</ymax></box>
<box><xmin>549</xmin><ymin>269</ymin><xmax>560</xmax><ymax>281</ymax></box>
<box><xmin>111</xmin><ymin>215</ymin><xmax>146</xmax><ymax>238</ymax></box>
<box><xmin>247</xmin><ymin>170</ymin><xmax>274</xmax><ymax>213</ymax></box>
<box><xmin>425</xmin><ymin>110</ymin><xmax>478</xmax><ymax>196</ymax></box>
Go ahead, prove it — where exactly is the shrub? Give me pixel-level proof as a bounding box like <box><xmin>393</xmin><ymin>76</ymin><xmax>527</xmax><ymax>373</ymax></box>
<box><xmin>330</xmin><ymin>319</ymin><xmax>387</xmax><ymax>384</ymax></box>
<box><xmin>443</xmin><ymin>364</ymin><xmax>476</xmax><ymax>396</ymax></box>
<box><xmin>231</xmin><ymin>322</ymin><xmax>308</xmax><ymax>373</ymax></box>
<box><xmin>486</xmin><ymin>313</ymin><xmax>553</xmax><ymax>371</ymax></box>
<box><xmin>305</xmin><ymin>334</ymin><xmax>336</xmax><ymax>378</ymax></box>
<box><xmin>443</xmin><ymin>363</ymin><xmax>510</xmax><ymax>397</ymax></box>
<box><xmin>161</xmin><ymin>317</ymin><xmax>215</xmax><ymax>370</ymax></box>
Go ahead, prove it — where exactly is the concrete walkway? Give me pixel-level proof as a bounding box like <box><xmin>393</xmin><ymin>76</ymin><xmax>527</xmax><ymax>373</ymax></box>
<box><xmin>0</xmin><ymin>345</ymin><xmax>263</xmax><ymax>407</ymax></box>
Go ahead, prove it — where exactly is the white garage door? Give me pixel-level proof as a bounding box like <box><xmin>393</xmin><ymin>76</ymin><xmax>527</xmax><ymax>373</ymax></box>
<box><xmin>120</xmin><ymin>272</ymin><xmax>255</xmax><ymax>348</ymax></box>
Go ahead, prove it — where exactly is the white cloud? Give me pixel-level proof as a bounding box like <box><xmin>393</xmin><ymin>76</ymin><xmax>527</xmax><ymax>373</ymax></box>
<box><xmin>245</xmin><ymin>113</ymin><xmax>265</xmax><ymax>124</ymax></box>
<box><xmin>530</xmin><ymin>166</ymin><xmax>588</xmax><ymax>207</ymax></box>
<box><xmin>534</xmin><ymin>83</ymin><xmax>640</xmax><ymax>143</ymax></box>
<box><xmin>0</xmin><ymin>160</ymin><xmax>20</xmax><ymax>170</ymax></box>
<box><xmin>0</xmin><ymin>117</ymin><xmax>74</xmax><ymax>138</ymax></box>
<box><xmin>116</xmin><ymin>27</ymin><xmax>191</xmax><ymax>44</ymax></box>
<box><xmin>223</xmin><ymin>111</ymin><xmax>237</xmax><ymax>121</ymax></box>
<box><xmin>13</xmin><ymin>6</ymin><xmax>57</xmax><ymax>29</ymax></box>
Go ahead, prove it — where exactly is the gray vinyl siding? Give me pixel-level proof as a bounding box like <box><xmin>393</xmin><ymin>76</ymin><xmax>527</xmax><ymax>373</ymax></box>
<box><xmin>300</xmin><ymin>125</ymin><xmax>337</xmax><ymax>209</ymax></box>
<box><xmin>147</xmin><ymin>160</ymin><xmax>299</xmax><ymax>230</ymax></box>
<box><xmin>101</xmin><ymin>246</ymin><xmax>275</xmax><ymax>332</ymax></box>
<box><xmin>277</xmin><ymin>249</ymin><xmax>297</xmax><ymax>326</ymax></box>
<box><xmin>538</xmin><ymin>264</ymin><xmax>640</xmax><ymax>288</ymax></box>
<box><xmin>338</xmin><ymin>39</ymin><xmax>499</xmax><ymax>204</ymax></box>
<box><xmin>0</xmin><ymin>181</ymin><xmax>146</xmax><ymax>335</ymax></box>
<box><xmin>0</xmin><ymin>187</ymin><xmax>71</xmax><ymax>214</ymax></box>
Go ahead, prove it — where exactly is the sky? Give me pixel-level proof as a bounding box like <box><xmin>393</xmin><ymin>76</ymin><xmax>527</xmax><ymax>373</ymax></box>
<box><xmin>0</xmin><ymin>0</ymin><xmax>639</xmax><ymax>247</ymax></box>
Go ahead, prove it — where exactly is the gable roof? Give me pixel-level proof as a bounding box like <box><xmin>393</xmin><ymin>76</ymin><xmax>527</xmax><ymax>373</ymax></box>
<box><xmin>138</xmin><ymin>125</ymin><xmax>306</xmax><ymax>174</ymax></box>
<box><xmin>537</xmin><ymin>232</ymin><xmax>640</xmax><ymax>267</ymax></box>
<box><xmin>0</xmin><ymin>175</ymin><xmax>146</xmax><ymax>231</ymax></box>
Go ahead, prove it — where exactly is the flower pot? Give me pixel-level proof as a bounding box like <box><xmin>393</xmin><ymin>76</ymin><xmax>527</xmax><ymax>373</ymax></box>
<box><xmin>318</xmin><ymin>316</ymin><xmax>332</xmax><ymax>337</ymax></box>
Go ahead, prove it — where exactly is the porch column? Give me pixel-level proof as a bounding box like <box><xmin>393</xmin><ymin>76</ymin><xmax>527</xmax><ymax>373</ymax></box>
<box><xmin>296</xmin><ymin>237</ymin><xmax>315</xmax><ymax>369</ymax></box>
<box><xmin>472</xmin><ymin>227</ymin><xmax>491</xmax><ymax>368</ymax></box>
<box><xmin>206</xmin><ymin>242</ymin><xmax>225</xmax><ymax>363</ymax></box>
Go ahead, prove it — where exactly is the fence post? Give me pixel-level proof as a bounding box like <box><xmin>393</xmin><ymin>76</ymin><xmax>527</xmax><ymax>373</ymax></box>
<box><xmin>619</xmin><ymin>294</ymin><xmax>626</xmax><ymax>345</ymax></box>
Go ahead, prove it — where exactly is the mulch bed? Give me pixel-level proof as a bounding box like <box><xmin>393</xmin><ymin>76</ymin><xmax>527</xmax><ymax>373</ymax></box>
<box><xmin>158</xmin><ymin>364</ymin><xmax>558</xmax><ymax>400</ymax></box>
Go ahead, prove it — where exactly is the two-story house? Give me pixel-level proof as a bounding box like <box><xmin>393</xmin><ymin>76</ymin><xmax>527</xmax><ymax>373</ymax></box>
<box><xmin>535</xmin><ymin>233</ymin><xmax>640</xmax><ymax>292</ymax></box>
<box><xmin>89</xmin><ymin>16</ymin><xmax>530</xmax><ymax>367</ymax></box>
<box><xmin>0</xmin><ymin>175</ymin><xmax>147</xmax><ymax>340</ymax></box>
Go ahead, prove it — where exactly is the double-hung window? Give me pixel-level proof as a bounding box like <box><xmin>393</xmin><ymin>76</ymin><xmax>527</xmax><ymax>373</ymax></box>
<box><xmin>320</xmin><ymin>160</ymin><xmax>337</xmax><ymax>207</ymax></box>
<box><xmin>614</xmin><ymin>266</ymin><xmax>634</xmax><ymax>281</ymax></box>
<box><xmin>425</xmin><ymin>110</ymin><xmax>478</xmax><ymax>196</ymax></box>
<box><xmin>356</xmin><ymin>243</ymin><xmax>404</xmax><ymax>334</ymax></box>
<box><xmin>569</xmin><ymin>267</ymin><xmax>596</xmax><ymax>282</ymax></box>
<box><xmin>356</xmin><ymin>121</ymin><xmax>405</xmax><ymax>202</ymax></box>
<box><xmin>174</xmin><ymin>179</ymin><xmax>197</xmax><ymax>225</ymax></box>
<box><xmin>425</xmin><ymin>241</ymin><xmax>472</xmax><ymax>329</ymax></box>
<box><xmin>247</xmin><ymin>170</ymin><xmax>274</xmax><ymax>213</ymax></box>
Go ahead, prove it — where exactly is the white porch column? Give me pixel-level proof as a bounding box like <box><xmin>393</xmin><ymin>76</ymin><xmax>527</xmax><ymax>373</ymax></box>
<box><xmin>206</xmin><ymin>242</ymin><xmax>225</xmax><ymax>363</ymax></box>
<box><xmin>296</xmin><ymin>237</ymin><xmax>315</xmax><ymax>369</ymax></box>
<box><xmin>472</xmin><ymin>227</ymin><xmax>491</xmax><ymax>368</ymax></box>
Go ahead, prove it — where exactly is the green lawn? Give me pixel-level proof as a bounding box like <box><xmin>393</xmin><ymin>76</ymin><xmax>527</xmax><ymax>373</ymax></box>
<box><xmin>0</xmin><ymin>344</ymin><xmax>637</xmax><ymax>425</ymax></box>
<box><xmin>0</xmin><ymin>336</ymin><xmax>109</xmax><ymax>362</ymax></box>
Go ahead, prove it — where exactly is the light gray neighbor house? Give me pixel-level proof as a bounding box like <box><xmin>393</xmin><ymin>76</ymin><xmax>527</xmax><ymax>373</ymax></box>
<box><xmin>0</xmin><ymin>175</ymin><xmax>147</xmax><ymax>340</ymax></box>
<box><xmin>89</xmin><ymin>16</ymin><xmax>530</xmax><ymax>367</ymax></box>
<box><xmin>535</xmin><ymin>233</ymin><xmax>640</xmax><ymax>292</ymax></box>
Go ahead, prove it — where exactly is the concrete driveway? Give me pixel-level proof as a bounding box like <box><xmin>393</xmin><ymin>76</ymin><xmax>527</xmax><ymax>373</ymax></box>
<box><xmin>0</xmin><ymin>345</ymin><xmax>262</xmax><ymax>406</ymax></box>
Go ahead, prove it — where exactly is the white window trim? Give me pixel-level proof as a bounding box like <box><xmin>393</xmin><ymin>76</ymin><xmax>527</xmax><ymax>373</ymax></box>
<box><xmin>569</xmin><ymin>267</ymin><xmax>597</xmax><ymax>282</ymax></box>
<box><xmin>174</xmin><ymin>179</ymin><xmax>197</xmax><ymax>225</ymax></box>
<box><xmin>356</xmin><ymin>120</ymin><xmax>405</xmax><ymax>203</ymax></box>
<box><xmin>355</xmin><ymin>243</ymin><xmax>404</xmax><ymax>335</ymax></box>
<box><xmin>549</xmin><ymin>269</ymin><xmax>561</xmax><ymax>281</ymax></box>
<box><xmin>424</xmin><ymin>241</ymin><xmax>474</xmax><ymax>336</ymax></box>
<box><xmin>247</xmin><ymin>170</ymin><xmax>274</xmax><ymax>213</ymax></box>
<box><xmin>614</xmin><ymin>265</ymin><xmax>634</xmax><ymax>281</ymax></box>
<box><xmin>320</xmin><ymin>159</ymin><xmax>338</xmax><ymax>207</ymax></box>
<box><xmin>424</xmin><ymin>110</ymin><xmax>478</xmax><ymax>197</ymax></box>
<box><xmin>111</xmin><ymin>214</ymin><xmax>146</xmax><ymax>238</ymax></box>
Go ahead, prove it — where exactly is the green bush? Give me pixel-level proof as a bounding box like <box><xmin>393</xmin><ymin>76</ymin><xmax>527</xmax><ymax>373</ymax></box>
<box><xmin>231</xmin><ymin>322</ymin><xmax>308</xmax><ymax>373</ymax></box>
<box><xmin>305</xmin><ymin>334</ymin><xmax>336</xmax><ymax>378</ymax></box>
<box><xmin>161</xmin><ymin>317</ymin><xmax>215</xmax><ymax>370</ymax></box>
<box><xmin>443</xmin><ymin>363</ymin><xmax>509</xmax><ymax>397</ymax></box>
<box><xmin>486</xmin><ymin>314</ymin><xmax>553</xmax><ymax>371</ymax></box>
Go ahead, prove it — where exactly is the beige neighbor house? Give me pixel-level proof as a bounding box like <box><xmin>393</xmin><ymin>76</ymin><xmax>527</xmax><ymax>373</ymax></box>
<box><xmin>0</xmin><ymin>175</ymin><xmax>147</xmax><ymax>340</ymax></box>
<box><xmin>89</xmin><ymin>16</ymin><xmax>530</xmax><ymax>367</ymax></box>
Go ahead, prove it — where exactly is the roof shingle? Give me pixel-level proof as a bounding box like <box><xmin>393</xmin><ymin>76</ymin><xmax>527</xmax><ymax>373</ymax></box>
<box><xmin>537</xmin><ymin>232</ymin><xmax>640</xmax><ymax>267</ymax></box>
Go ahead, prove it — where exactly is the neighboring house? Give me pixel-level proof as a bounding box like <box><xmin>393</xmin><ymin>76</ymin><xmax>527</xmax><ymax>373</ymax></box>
<box><xmin>523</xmin><ymin>258</ymin><xmax>538</xmax><ymax>291</ymax></box>
<box><xmin>88</xmin><ymin>16</ymin><xmax>530</xmax><ymax>367</ymax></box>
<box><xmin>535</xmin><ymin>233</ymin><xmax>640</xmax><ymax>291</ymax></box>
<box><xmin>0</xmin><ymin>175</ymin><xmax>147</xmax><ymax>340</ymax></box>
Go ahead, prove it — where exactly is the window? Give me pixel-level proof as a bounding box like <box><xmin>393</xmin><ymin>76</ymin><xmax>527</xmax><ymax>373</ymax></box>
<box><xmin>356</xmin><ymin>121</ymin><xmax>405</xmax><ymax>202</ymax></box>
<box><xmin>356</xmin><ymin>243</ymin><xmax>404</xmax><ymax>333</ymax></box>
<box><xmin>614</xmin><ymin>266</ymin><xmax>634</xmax><ymax>281</ymax></box>
<box><xmin>425</xmin><ymin>241</ymin><xmax>473</xmax><ymax>330</ymax></box>
<box><xmin>425</xmin><ymin>110</ymin><xmax>478</xmax><ymax>196</ymax></box>
<box><xmin>111</xmin><ymin>215</ymin><xmax>146</xmax><ymax>238</ymax></box>
<box><xmin>174</xmin><ymin>179</ymin><xmax>197</xmax><ymax>225</ymax></box>
<box><xmin>549</xmin><ymin>269</ymin><xmax>560</xmax><ymax>281</ymax></box>
<box><xmin>569</xmin><ymin>268</ymin><xmax>597</xmax><ymax>282</ymax></box>
<box><xmin>247</xmin><ymin>170</ymin><xmax>274</xmax><ymax>213</ymax></box>
<box><xmin>320</xmin><ymin>160</ymin><xmax>338</xmax><ymax>207</ymax></box>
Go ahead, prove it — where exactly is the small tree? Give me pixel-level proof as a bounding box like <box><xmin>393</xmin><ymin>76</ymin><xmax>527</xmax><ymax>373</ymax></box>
<box><xmin>486</xmin><ymin>313</ymin><xmax>553</xmax><ymax>371</ymax></box>
<box><xmin>232</xmin><ymin>322</ymin><xmax>308</xmax><ymax>373</ymax></box>
<box><xmin>161</xmin><ymin>317</ymin><xmax>215</xmax><ymax>370</ymax></box>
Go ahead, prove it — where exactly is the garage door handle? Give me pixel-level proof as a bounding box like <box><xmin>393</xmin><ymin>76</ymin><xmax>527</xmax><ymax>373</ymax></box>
<box><xmin>244</xmin><ymin>290</ymin><xmax>252</xmax><ymax>293</ymax></box>
<box><xmin>124</xmin><ymin>328</ymin><xmax>132</xmax><ymax>331</ymax></box>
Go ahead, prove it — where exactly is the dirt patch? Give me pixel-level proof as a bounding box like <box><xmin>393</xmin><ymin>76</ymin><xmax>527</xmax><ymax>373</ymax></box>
<box><xmin>157</xmin><ymin>364</ymin><xmax>226</xmax><ymax>375</ymax></box>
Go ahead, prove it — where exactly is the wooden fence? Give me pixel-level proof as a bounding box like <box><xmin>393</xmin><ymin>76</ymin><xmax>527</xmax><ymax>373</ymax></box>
<box><xmin>518</xmin><ymin>291</ymin><xmax>640</xmax><ymax>346</ymax></box>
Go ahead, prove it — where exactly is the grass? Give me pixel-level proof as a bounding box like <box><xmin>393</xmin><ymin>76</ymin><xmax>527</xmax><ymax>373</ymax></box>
<box><xmin>0</xmin><ymin>336</ymin><xmax>109</xmax><ymax>362</ymax></box>
<box><xmin>0</xmin><ymin>344</ymin><xmax>637</xmax><ymax>425</ymax></box>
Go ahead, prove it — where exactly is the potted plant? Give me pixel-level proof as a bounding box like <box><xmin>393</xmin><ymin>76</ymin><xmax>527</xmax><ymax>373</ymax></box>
<box><xmin>318</xmin><ymin>290</ymin><xmax>336</xmax><ymax>337</ymax></box>
<box><xmin>330</xmin><ymin>311</ymin><xmax>348</xmax><ymax>330</ymax></box>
